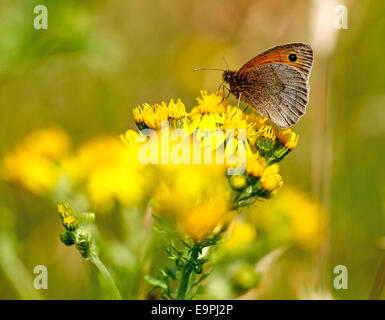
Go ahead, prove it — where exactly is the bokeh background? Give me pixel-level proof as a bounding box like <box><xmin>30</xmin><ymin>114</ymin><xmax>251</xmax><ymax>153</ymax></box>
<box><xmin>0</xmin><ymin>0</ymin><xmax>384</xmax><ymax>299</ymax></box>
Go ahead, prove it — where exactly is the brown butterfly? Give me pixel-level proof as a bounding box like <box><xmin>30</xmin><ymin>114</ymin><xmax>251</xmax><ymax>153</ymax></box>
<box><xmin>195</xmin><ymin>43</ymin><xmax>313</xmax><ymax>128</ymax></box>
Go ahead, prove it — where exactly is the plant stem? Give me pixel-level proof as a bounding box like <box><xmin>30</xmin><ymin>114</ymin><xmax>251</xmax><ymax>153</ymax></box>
<box><xmin>176</xmin><ymin>264</ymin><xmax>193</xmax><ymax>300</ymax></box>
<box><xmin>370</xmin><ymin>254</ymin><xmax>385</xmax><ymax>300</ymax></box>
<box><xmin>0</xmin><ymin>235</ymin><xmax>43</xmax><ymax>300</ymax></box>
<box><xmin>176</xmin><ymin>243</ymin><xmax>201</xmax><ymax>300</ymax></box>
<box><xmin>91</xmin><ymin>255</ymin><xmax>122</xmax><ymax>300</ymax></box>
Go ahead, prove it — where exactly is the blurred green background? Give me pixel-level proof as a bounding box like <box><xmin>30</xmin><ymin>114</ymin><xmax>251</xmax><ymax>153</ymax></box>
<box><xmin>0</xmin><ymin>0</ymin><xmax>384</xmax><ymax>299</ymax></box>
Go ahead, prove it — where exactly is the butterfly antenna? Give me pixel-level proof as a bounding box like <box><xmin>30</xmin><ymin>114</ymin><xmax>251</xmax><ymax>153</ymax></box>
<box><xmin>222</xmin><ymin>56</ymin><xmax>230</xmax><ymax>70</ymax></box>
<box><xmin>193</xmin><ymin>68</ymin><xmax>226</xmax><ymax>72</ymax></box>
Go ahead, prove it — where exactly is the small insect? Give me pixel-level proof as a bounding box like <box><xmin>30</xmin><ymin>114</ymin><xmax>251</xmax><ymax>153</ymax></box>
<box><xmin>194</xmin><ymin>43</ymin><xmax>313</xmax><ymax>128</ymax></box>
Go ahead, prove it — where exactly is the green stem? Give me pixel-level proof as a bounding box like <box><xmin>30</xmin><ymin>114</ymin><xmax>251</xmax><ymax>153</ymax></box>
<box><xmin>91</xmin><ymin>256</ymin><xmax>122</xmax><ymax>300</ymax></box>
<box><xmin>177</xmin><ymin>263</ymin><xmax>194</xmax><ymax>300</ymax></box>
<box><xmin>176</xmin><ymin>244</ymin><xmax>201</xmax><ymax>300</ymax></box>
<box><xmin>0</xmin><ymin>235</ymin><xmax>43</xmax><ymax>300</ymax></box>
<box><xmin>370</xmin><ymin>254</ymin><xmax>385</xmax><ymax>300</ymax></box>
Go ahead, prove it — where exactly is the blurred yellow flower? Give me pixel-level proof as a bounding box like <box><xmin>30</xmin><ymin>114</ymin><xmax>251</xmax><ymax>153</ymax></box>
<box><xmin>153</xmin><ymin>164</ymin><xmax>232</xmax><ymax>240</ymax></box>
<box><xmin>223</xmin><ymin>218</ymin><xmax>256</xmax><ymax>252</ymax></box>
<box><xmin>180</xmin><ymin>200</ymin><xmax>232</xmax><ymax>241</ymax></box>
<box><xmin>120</xmin><ymin>129</ymin><xmax>139</xmax><ymax>148</ymax></box>
<box><xmin>2</xmin><ymin>127</ymin><xmax>70</xmax><ymax>194</ymax></box>
<box><xmin>283</xmin><ymin>189</ymin><xmax>326</xmax><ymax>250</ymax></box>
<box><xmin>250</xmin><ymin>186</ymin><xmax>326</xmax><ymax>251</ymax></box>
<box><xmin>65</xmin><ymin>136</ymin><xmax>145</xmax><ymax>211</ymax></box>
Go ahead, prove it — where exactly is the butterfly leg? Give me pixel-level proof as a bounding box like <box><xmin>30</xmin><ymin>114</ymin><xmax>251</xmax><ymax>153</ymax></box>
<box><xmin>218</xmin><ymin>86</ymin><xmax>225</xmax><ymax>105</ymax></box>
<box><xmin>217</xmin><ymin>81</ymin><xmax>224</xmax><ymax>96</ymax></box>
<box><xmin>232</xmin><ymin>93</ymin><xmax>242</xmax><ymax>117</ymax></box>
<box><xmin>217</xmin><ymin>82</ymin><xmax>226</xmax><ymax>105</ymax></box>
<box><xmin>218</xmin><ymin>84</ymin><xmax>231</xmax><ymax>105</ymax></box>
<box><xmin>224</xmin><ymin>85</ymin><xmax>231</xmax><ymax>100</ymax></box>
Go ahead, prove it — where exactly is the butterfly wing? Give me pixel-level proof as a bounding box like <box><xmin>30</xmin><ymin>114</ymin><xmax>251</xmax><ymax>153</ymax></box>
<box><xmin>240</xmin><ymin>63</ymin><xmax>309</xmax><ymax>128</ymax></box>
<box><xmin>237</xmin><ymin>42</ymin><xmax>313</xmax><ymax>79</ymax></box>
<box><xmin>234</xmin><ymin>42</ymin><xmax>313</xmax><ymax>128</ymax></box>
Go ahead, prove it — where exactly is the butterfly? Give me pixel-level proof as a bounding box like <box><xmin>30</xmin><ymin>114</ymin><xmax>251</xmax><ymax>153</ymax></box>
<box><xmin>196</xmin><ymin>43</ymin><xmax>313</xmax><ymax>128</ymax></box>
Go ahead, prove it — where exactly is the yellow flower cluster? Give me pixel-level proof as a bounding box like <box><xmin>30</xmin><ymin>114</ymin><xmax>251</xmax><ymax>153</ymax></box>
<box><xmin>153</xmin><ymin>164</ymin><xmax>233</xmax><ymax>240</ymax></box>
<box><xmin>128</xmin><ymin>90</ymin><xmax>301</xmax><ymax>239</ymax></box>
<box><xmin>132</xmin><ymin>99</ymin><xmax>186</xmax><ymax>130</ymax></box>
<box><xmin>2</xmin><ymin>91</ymin><xmax>301</xmax><ymax>243</ymax></box>
<box><xmin>64</xmin><ymin>135</ymin><xmax>146</xmax><ymax>212</ymax></box>
<box><xmin>1</xmin><ymin>128</ymin><xmax>70</xmax><ymax>194</ymax></box>
<box><xmin>223</xmin><ymin>218</ymin><xmax>257</xmax><ymax>252</ymax></box>
<box><xmin>1</xmin><ymin>128</ymin><xmax>146</xmax><ymax>212</ymax></box>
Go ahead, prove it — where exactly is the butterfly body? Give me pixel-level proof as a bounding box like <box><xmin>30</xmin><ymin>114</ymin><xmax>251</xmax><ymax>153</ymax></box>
<box><xmin>223</xmin><ymin>43</ymin><xmax>313</xmax><ymax>128</ymax></box>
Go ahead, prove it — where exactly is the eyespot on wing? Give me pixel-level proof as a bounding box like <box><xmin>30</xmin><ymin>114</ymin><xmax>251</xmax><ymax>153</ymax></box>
<box><xmin>237</xmin><ymin>42</ymin><xmax>313</xmax><ymax>79</ymax></box>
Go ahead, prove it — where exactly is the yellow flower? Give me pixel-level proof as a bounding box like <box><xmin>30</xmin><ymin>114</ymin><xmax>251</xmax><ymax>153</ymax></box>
<box><xmin>229</xmin><ymin>175</ymin><xmax>247</xmax><ymax>190</ymax></box>
<box><xmin>255</xmin><ymin>124</ymin><xmax>278</xmax><ymax>158</ymax></box>
<box><xmin>132</xmin><ymin>106</ymin><xmax>145</xmax><ymax>126</ymax></box>
<box><xmin>222</xmin><ymin>106</ymin><xmax>255</xmax><ymax>139</ymax></box>
<box><xmin>244</xmin><ymin>112</ymin><xmax>268</xmax><ymax>130</ymax></box>
<box><xmin>58</xmin><ymin>203</ymin><xmax>73</xmax><ymax>219</ymax></box>
<box><xmin>62</xmin><ymin>215</ymin><xmax>78</xmax><ymax>231</ymax></box>
<box><xmin>153</xmin><ymin>164</ymin><xmax>232</xmax><ymax>240</ymax></box>
<box><xmin>133</xmin><ymin>99</ymin><xmax>186</xmax><ymax>130</ymax></box>
<box><xmin>277</xmin><ymin>129</ymin><xmax>299</xmax><ymax>150</ymax></box>
<box><xmin>18</xmin><ymin>127</ymin><xmax>70</xmax><ymax>159</ymax></box>
<box><xmin>260</xmin><ymin>163</ymin><xmax>283</xmax><ymax>193</ymax></box>
<box><xmin>65</xmin><ymin>136</ymin><xmax>145</xmax><ymax>211</ymax></box>
<box><xmin>124</xmin><ymin>91</ymin><xmax>300</xmax><ymax>238</ymax></box>
<box><xmin>167</xmin><ymin>99</ymin><xmax>186</xmax><ymax>120</ymax></box>
<box><xmin>188</xmin><ymin>91</ymin><xmax>226</xmax><ymax>131</ymax></box>
<box><xmin>120</xmin><ymin>129</ymin><xmax>140</xmax><ymax>148</ymax></box>
<box><xmin>283</xmin><ymin>189</ymin><xmax>326</xmax><ymax>250</ymax></box>
<box><xmin>223</xmin><ymin>218</ymin><xmax>256</xmax><ymax>252</ymax></box>
<box><xmin>1</xmin><ymin>128</ymin><xmax>70</xmax><ymax>194</ymax></box>
<box><xmin>193</xmin><ymin>90</ymin><xmax>226</xmax><ymax>115</ymax></box>
<box><xmin>179</xmin><ymin>200</ymin><xmax>232</xmax><ymax>241</ymax></box>
<box><xmin>134</xmin><ymin>103</ymin><xmax>168</xmax><ymax>130</ymax></box>
<box><xmin>257</xmin><ymin>124</ymin><xmax>277</xmax><ymax>142</ymax></box>
<box><xmin>246</xmin><ymin>154</ymin><xmax>266</xmax><ymax>178</ymax></box>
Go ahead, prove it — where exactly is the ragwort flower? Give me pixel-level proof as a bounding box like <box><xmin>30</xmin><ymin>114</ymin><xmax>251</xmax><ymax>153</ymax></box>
<box><xmin>125</xmin><ymin>90</ymin><xmax>300</xmax><ymax>239</ymax></box>
<box><xmin>1</xmin><ymin>127</ymin><xmax>70</xmax><ymax>194</ymax></box>
<box><xmin>64</xmin><ymin>135</ymin><xmax>146</xmax><ymax>212</ymax></box>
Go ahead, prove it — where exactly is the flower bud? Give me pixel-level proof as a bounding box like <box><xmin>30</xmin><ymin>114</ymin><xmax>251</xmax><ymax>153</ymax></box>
<box><xmin>60</xmin><ymin>230</ymin><xmax>75</xmax><ymax>246</ymax></box>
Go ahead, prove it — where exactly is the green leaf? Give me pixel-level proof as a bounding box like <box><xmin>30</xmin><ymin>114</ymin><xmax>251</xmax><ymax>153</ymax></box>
<box><xmin>144</xmin><ymin>275</ymin><xmax>168</xmax><ymax>290</ymax></box>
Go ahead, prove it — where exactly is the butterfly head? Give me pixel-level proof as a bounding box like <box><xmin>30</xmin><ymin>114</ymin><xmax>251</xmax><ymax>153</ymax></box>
<box><xmin>222</xmin><ymin>70</ymin><xmax>236</xmax><ymax>84</ymax></box>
